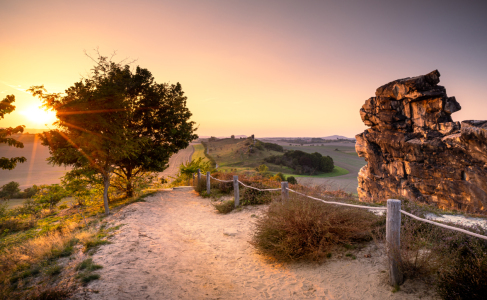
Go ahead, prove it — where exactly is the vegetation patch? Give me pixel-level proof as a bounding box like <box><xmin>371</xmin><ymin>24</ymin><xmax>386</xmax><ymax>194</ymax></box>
<box><xmin>251</xmin><ymin>196</ymin><xmax>382</xmax><ymax>262</ymax></box>
<box><xmin>213</xmin><ymin>200</ymin><xmax>235</xmax><ymax>214</ymax></box>
<box><xmin>265</xmin><ymin>150</ymin><xmax>334</xmax><ymax>175</ymax></box>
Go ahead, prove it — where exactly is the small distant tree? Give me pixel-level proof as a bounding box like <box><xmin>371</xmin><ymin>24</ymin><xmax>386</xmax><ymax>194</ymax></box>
<box><xmin>287</xmin><ymin>176</ymin><xmax>298</xmax><ymax>185</ymax></box>
<box><xmin>256</xmin><ymin>164</ymin><xmax>269</xmax><ymax>173</ymax></box>
<box><xmin>0</xmin><ymin>95</ymin><xmax>26</xmax><ymax>170</ymax></box>
<box><xmin>0</xmin><ymin>181</ymin><xmax>20</xmax><ymax>200</ymax></box>
<box><xmin>272</xmin><ymin>172</ymin><xmax>285</xmax><ymax>182</ymax></box>
<box><xmin>231</xmin><ymin>135</ymin><xmax>235</xmax><ymax>139</ymax></box>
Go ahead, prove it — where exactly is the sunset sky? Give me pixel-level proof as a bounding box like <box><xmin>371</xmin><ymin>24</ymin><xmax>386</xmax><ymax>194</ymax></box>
<box><xmin>1</xmin><ymin>0</ymin><xmax>486</xmax><ymax>138</ymax></box>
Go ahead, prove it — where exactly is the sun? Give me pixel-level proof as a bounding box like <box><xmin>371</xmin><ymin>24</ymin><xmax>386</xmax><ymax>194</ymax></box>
<box><xmin>20</xmin><ymin>106</ymin><xmax>57</xmax><ymax>127</ymax></box>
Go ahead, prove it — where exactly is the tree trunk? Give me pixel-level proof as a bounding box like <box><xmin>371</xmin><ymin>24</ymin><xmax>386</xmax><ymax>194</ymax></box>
<box><xmin>103</xmin><ymin>175</ymin><xmax>110</xmax><ymax>215</ymax></box>
<box><xmin>126</xmin><ymin>169</ymin><xmax>134</xmax><ymax>198</ymax></box>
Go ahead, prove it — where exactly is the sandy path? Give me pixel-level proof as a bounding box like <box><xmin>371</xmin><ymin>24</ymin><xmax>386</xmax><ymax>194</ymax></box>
<box><xmin>74</xmin><ymin>189</ymin><xmax>435</xmax><ymax>300</ymax></box>
<box><xmin>159</xmin><ymin>145</ymin><xmax>195</xmax><ymax>180</ymax></box>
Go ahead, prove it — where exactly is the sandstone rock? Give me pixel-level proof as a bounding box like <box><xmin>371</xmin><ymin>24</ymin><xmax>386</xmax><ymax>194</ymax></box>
<box><xmin>356</xmin><ymin>70</ymin><xmax>487</xmax><ymax>213</ymax></box>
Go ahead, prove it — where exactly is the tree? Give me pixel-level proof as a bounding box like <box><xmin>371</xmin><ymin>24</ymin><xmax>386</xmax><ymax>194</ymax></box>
<box><xmin>29</xmin><ymin>54</ymin><xmax>197</xmax><ymax>213</ymax></box>
<box><xmin>113</xmin><ymin>66</ymin><xmax>197</xmax><ymax>197</ymax></box>
<box><xmin>28</xmin><ymin>56</ymin><xmax>148</xmax><ymax>215</ymax></box>
<box><xmin>34</xmin><ymin>184</ymin><xmax>67</xmax><ymax>211</ymax></box>
<box><xmin>0</xmin><ymin>181</ymin><xmax>20</xmax><ymax>200</ymax></box>
<box><xmin>0</xmin><ymin>95</ymin><xmax>26</xmax><ymax>170</ymax></box>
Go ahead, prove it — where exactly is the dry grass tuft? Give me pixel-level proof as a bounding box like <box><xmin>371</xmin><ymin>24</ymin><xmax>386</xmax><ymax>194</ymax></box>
<box><xmin>251</xmin><ymin>195</ymin><xmax>383</xmax><ymax>262</ymax></box>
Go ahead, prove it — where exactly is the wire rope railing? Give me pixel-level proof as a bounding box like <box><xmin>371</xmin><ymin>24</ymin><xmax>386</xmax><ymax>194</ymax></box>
<box><xmin>193</xmin><ymin>168</ymin><xmax>487</xmax><ymax>286</ymax></box>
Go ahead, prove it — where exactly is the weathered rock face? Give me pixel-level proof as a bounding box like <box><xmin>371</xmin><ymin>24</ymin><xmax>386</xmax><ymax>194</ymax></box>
<box><xmin>356</xmin><ymin>70</ymin><xmax>487</xmax><ymax>213</ymax></box>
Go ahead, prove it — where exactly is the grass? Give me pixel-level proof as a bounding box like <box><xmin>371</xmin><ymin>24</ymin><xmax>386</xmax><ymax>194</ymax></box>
<box><xmin>192</xmin><ymin>143</ymin><xmax>210</xmax><ymax>163</ymax></box>
<box><xmin>205</xmin><ymin>138</ymin><xmax>351</xmax><ymax>180</ymax></box>
<box><xmin>0</xmin><ymin>188</ymin><xmax>153</xmax><ymax>299</ymax></box>
<box><xmin>45</xmin><ymin>264</ymin><xmax>62</xmax><ymax>276</ymax></box>
<box><xmin>75</xmin><ymin>258</ymin><xmax>103</xmax><ymax>272</ymax></box>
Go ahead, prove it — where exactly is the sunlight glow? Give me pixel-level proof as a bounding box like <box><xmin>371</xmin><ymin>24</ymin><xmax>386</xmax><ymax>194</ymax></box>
<box><xmin>19</xmin><ymin>106</ymin><xmax>57</xmax><ymax>126</ymax></box>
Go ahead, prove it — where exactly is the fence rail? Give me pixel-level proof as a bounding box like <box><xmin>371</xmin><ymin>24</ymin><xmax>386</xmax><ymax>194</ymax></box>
<box><xmin>194</xmin><ymin>169</ymin><xmax>487</xmax><ymax>286</ymax></box>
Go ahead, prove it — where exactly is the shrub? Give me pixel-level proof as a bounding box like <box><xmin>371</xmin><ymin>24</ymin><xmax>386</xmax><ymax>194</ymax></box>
<box><xmin>76</xmin><ymin>258</ymin><xmax>103</xmax><ymax>272</ymax></box>
<box><xmin>264</xmin><ymin>150</ymin><xmax>334</xmax><ymax>175</ymax></box>
<box><xmin>0</xmin><ymin>181</ymin><xmax>20</xmax><ymax>200</ymax></box>
<box><xmin>272</xmin><ymin>172</ymin><xmax>285</xmax><ymax>182</ymax></box>
<box><xmin>241</xmin><ymin>183</ymin><xmax>273</xmax><ymax>205</ymax></box>
<box><xmin>45</xmin><ymin>264</ymin><xmax>62</xmax><ymax>276</ymax></box>
<box><xmin>287</xmin><ymin>176</ymin><xmax>297</xmax><ymax>185</ymax></box>
<box><xmin>213</xmin><ymin>200</ymin><xmax>235</xmax><ymax>214</ymax></box>
<box><xmin>251</xmin><ymin>197</ymin><xmax>381</xmax><ymax>262</ymax></box>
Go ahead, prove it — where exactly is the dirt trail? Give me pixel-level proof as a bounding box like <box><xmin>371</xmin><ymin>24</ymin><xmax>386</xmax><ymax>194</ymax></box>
<box><xmin>159</xmin><ymin>145</ymin><xmax>195</xmax><ymax>180</ymax></box>
<box><xmin>73</xmin><ymin>188</ymin><xmax>434</xmax><ymax>300</ymax></box>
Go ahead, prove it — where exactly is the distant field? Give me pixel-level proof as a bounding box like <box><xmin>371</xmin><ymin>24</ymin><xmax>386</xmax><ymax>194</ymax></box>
<box><xmin>207</xmin><ymin>138</ymin><xmax>352</xmax><ymax>182</ymax></box>
<box><xmin>261</xmin><ymin>140</ymin><xmax>366</xmax><ymax>194</ymax></box>
<box><xmin>282</xmin><ymin>165</ymin><xmax>349</xmax><ymax>178</ymax></box>
<box><xmin>5</xmin><ymin>197</ymin><xmax>75</xmax><ymax>210</ymax></box>
<box><xmin>0</xmin><ymin>134</ymin><xmax>71</xmax><ymax>189</ymax></box>
<box><xmin>207</xmin><ymin>138</ymin><xmax>287</xmax><ymax>173</ymax></box>
<box><xmin>192</xmin><ymin>143</ymin><xmax>209</xmax><ymax>163</ymax></box>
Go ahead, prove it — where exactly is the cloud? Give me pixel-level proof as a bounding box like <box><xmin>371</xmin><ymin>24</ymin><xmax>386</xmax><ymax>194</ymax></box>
<box><xmin>0</xmin><ymin>80</ymin><xmax>28</xmax><ymax>93</ymax></box>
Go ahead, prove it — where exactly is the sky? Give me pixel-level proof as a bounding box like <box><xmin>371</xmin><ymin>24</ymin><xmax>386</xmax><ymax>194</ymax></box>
<box><xmin>1</xmin><ymin>0</ymin><xmax>486</xmax><ymax>138</ymax></box>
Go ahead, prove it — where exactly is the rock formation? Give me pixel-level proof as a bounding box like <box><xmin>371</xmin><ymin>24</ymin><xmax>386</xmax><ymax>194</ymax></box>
<box><xmin>356</xmin><ymin>70</ymin><xmax>487</xmax><ymax>213</ymax></box>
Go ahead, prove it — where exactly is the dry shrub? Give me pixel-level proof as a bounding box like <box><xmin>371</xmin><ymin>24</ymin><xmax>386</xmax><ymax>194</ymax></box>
<box><xmin>213</xmin><ymin>200</ymin><xmax>235</xmax><ymax>214</ymax></box>
<box><xmin>397</xmin><ymin>199</ymin><xmax>487</xmax><ymax>299</ymax></box>
<box><xmin>251</xmin><ymin>196</ymin><xmax>382</xmax><ymax>262</ymax></box>
<box><xmin>0</xmin><ymin>221</ymin><xmax>79</xmax><ymax>286</ymax></box>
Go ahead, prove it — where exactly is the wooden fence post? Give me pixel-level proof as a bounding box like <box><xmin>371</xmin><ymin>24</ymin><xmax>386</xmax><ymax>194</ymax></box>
<box><xmin>197</xmin><ymin>169</ymin><xmax>201</xmax><ymax>186</ymax></box>
<box><xmin>206</xmin><ymin>171</ymin><xmax>210</xmax><ymax>194</ymax></box>
<box><xmin>387</xmin><ymin>199</ymin><xmax>403</xmax><ymax>286</ymax></box>
<box><xmin>281</xmin><ymin>181</ymin><xmax>289</xmax><ymax>201</ymax></box>
<box><xmin>233</xmin><ymin>175</ymin><xmax>239</xmax><ymax>207</ymax></box>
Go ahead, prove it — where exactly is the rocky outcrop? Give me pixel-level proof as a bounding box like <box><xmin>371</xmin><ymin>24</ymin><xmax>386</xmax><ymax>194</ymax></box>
<box><xmin>356</xmin><ymin>70</ymin><xmax>487</xmax><ymax>213</ymax></box>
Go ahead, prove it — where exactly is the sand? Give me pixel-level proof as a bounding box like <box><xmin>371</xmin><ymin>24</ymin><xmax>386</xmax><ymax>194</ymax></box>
<box><xmin>72</xmin><ymin>188</ymin><xmax>435</xmax><ymax>300</ymax></box>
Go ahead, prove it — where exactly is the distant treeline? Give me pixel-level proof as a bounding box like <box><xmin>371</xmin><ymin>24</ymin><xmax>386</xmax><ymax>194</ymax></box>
<box><xmin>255</xmin><ymin>140</ymin><xmax>284</xmax><ymax>152</ymax></box>
<box><xmin>279</xmin><ymin>138</ymin><xmax>355</xmax><ymax>144</ymax></box>
<box><xmin>264</xmin><ymin>150</ymin><xmax>334</xmax><ymax>175</ymax></box>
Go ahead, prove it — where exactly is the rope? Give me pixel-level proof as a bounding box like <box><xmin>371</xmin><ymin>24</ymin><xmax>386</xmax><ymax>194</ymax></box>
<box><xmin>237</xmin><ymin>180</ymin><xmax>281</xmax><ymax>192</ymax></box>
<box><xmin>400</xmin><ymin>210</ymin><xmax>487</xmax><ymax>241</ymax></box>
<box><xmin>208</xmin><ymin>175</ymin><xmax>233</xmax><ymax>183</ymax></box>
<box><xmin>286</xmin><ymin>188</ymin><xmax>387</xmax><ymax>210</ymax></box>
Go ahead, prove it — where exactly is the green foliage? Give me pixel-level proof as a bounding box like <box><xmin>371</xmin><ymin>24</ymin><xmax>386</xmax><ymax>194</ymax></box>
<box><xmin>173</xmin><ymin>158</ymin><xmax>213</xmax><ymax>186</ymax></box>
<box><xmin>272</xmin><ymin>172</ymin><xmax>285</xmax><ymax>182</ymax></box>
<box><xmin>286</xmin><ymin>176</ymin><xmax>297</xmax><ymax>185</ymax></box>
<box><xmin>241</xmin><ymin>183</ymin><xmax>272</xmax><ymax>205</ymax></box>
<box><xmin>14</xmin><ymin>185</ymin><xmax>40</xmax><ymax>199</ymax></box>
<box><xmin>75</xmin><ymin>258</ymin><xmax>103</xmax><ymax>272</ymax></box>
<box><xmin>264</xmin><ymin>150</ymin><xmax>334</xmax><ymax>175</ymax></box>
<box><xmin>0</xmin><ymin>95</ymin><xmax>26</xmax><ymax>170</ymax></box>
<box><xmin>256</xmin><ymin>164</ymin><xmax>269</xmax><ymax>173</ymax></box>
<box><xmin>83</xmin><ymin>236</ymin><xmax>111</xmax><ymax>253</ymax></box>
<box><xmin>33</xmin><ymin>184</ymin><xmax>67</xmax><ymax>210</ymax></box>
<box><xmin>0</xmin><ymin>181</ymin><xmax>20</xmax><ymax>200</ymax></box>
<box><xmin>256</xmin><ymin>140</ymin><xmax>284</xmax><ymax>152</ymax></box>
<box><xmin>28</xmin><ymin>52</ymin><xmax>197</xmax><ymax>213</ymax></box>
